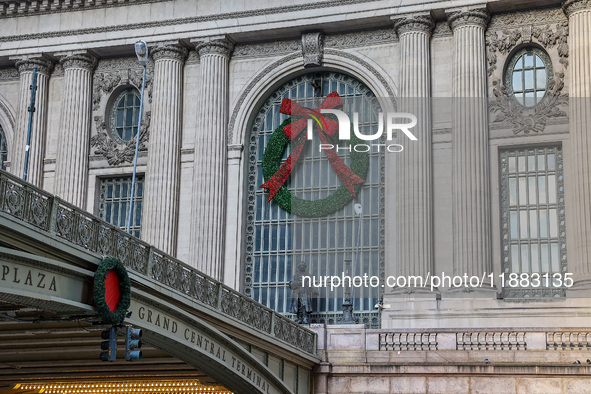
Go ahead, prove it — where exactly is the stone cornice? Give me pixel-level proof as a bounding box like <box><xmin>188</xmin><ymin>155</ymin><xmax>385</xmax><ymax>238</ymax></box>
<box><xmin>194</xmin><ymin>38</ymin><xmax>234</xmax><ymax>58</ymax></box>
<box><xmin>563</xmin><ymin>0</ymin><xmax>591</xmax><ymax>17</ymax></box>
<box><xmin>59</xmin><ymin>53</ymin><xmax>97</xmax><ymax>71</ymax></box>
<box><xmin>151</xmin><ymin>44</ymin><xmax>189</xmax><ymax>62</ymax></box>
<box><xmin>392</xmin><ymin>15</ymin><xmax>435</xmax><ymax>35</ymax></box>
<box><xmin>448</xmin><ymin>9</ymin><xmax>490</xmax><ymax>30</ymax></box>
<box><xmin>14</xmin><ymin>56</ymin><xmax>54</xmax><ymax>75</ymax></box>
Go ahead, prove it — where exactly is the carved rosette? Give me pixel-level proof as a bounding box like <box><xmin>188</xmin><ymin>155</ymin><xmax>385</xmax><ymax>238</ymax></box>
<box><xmin>151</xmin><ymin>44</ymin><xmax>189</xmax><ymax>62</ymax></box>
<box><xmin>301</xmin><ymin>32</ymin><xmax>324</xmax><ymax>68</ymax></box>
<box><xmin>563</xmin><ymin>0</ymin><xmax>591</xmax><ymax>17</ymax></box>
<box><xmin>15</xmin><ymin>56</ymin><xmax>54</xmax><ymax>75</ymax></box>
<box><xmin>448</xmin><ymin>9</ymin><xmax>490</xmax><ymax>30</ymax></box>
<box><xmin>195</xmin><ymin>38</ymin><xmax>234</xmax><ymax>58</ymax></box>
<box><xmin>59</xmin><ymin>53</ymin><xmax>97</xmax><ymax>71</ymax></box>
<box><xmin>393</xmin><ymin>15</ymin><xmax>435</xmax><ymax>35</ymax></box>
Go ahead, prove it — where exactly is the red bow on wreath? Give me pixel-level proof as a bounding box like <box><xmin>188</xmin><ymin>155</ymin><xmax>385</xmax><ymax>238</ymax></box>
<box><xmin>259</xmin><ymin>91</ymin><xmax>366</xmax><ymax>202</ymax></box>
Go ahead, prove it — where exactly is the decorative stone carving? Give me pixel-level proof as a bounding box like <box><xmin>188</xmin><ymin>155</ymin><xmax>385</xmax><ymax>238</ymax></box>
<box><xmin>432</xmin><ymin>21</ymin><xmax>453</xmax><ymax>37</ymax></box>
<box><xmin>0</xmin><ymin>68</ymin><xmax>19</xmax><ymax>80</ymax></box>
<box><xmin>90</xmin><ymin>112</ymin><xmax>151</xmax><ymax>166</ymax></box>
<box><xmin>490</xmin><ymin>8</ymin><xmax>567</xmax><ymax>30</ymax></box>
<box><xmin>151</xmin><ymin>44</ymin><xmax>189</xmax><ymax>62</ymax></box>
<box><xmin>486</xmin><ymin>30</ymin><xmax>522</xmax><ymax>76</ymax></box>
<box><xmin>563</xmin><ymin>0</ymin><xmax>591</xmax><ymax>17</ymax></box>
<box><xmin>489</xmin><ymin>73</ymin><xmax>567</xmax><ymax>134</ymax></box>
<box><xmin>448</xmin><ymin>9</ymin><xmax>490</xmax><ymax>30</ymax></box>
<box><xmin>301</xmin><ymin>32</ymin><xmax>324</xmax><ymax>67</ymax></box>
<box><xmin>233</xmin><ymin>40</ymin><xmax>301</xmax><ymax>58</ymax></box>
<box><xmin>486</xmin><ymin>21</ymin><xmax>569</xmax><ymax>76</ymax></box>
<box><xmin>392</xmin><ymin>15</ymin><xmax>435</xmax><ymax>35</ymax></box>
<box><xmin>59</xmin><ymin>53</ymin><xmax>97</xmax><ymax>71</ymax></box>
<box><xmin>14</xmin><ymin>56</ymin><xmax>54</xmax><ymax>75</ymax></box>
<box><xmin>92</xmin><ymin>73</ymin><xmax>122</xmax><ymax>110</ymax></box>
<box><xmin>195</xmin><ymin>38</ymin><xmax>234</xmax><ymax>57</ymax></box>
<box><xmin>324</xmin><ymin>28</ymin><xmax>398</xmax><ymax>47</ymax></box>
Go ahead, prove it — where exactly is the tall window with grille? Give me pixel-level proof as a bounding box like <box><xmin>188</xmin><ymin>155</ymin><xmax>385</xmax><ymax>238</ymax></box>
<box><xmin>0</xmin><ymin>125</ymin><xmax>7</xmax><ymax>170</ymax></box>
<box><xmin>99</xmin><ymin>176</ymin><xmax>144</xmax><ymax>238</ymax></box>
<box><xmin>245</xmin><ymin>72</ymin><xmax>384</xmax><ymax>327</ymax></box>
<box><xmin>500</xmin><ymin>146</ymin><xmax>567</xmax><ymax>298</ymax></box>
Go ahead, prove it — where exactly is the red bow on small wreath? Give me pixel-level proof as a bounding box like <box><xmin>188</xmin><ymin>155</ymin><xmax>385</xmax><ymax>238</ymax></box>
<box><xmin>259</xmin><ymin>92</ymin><xmax>366</xmax><ymax>202</ymax></box>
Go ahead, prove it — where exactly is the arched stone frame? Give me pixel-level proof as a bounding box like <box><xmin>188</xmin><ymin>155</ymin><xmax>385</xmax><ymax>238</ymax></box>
<box><xmin>0</xmin><ymin>95</ymin><xmax>16</xmax><ymax>169</ymax></box>
<box><xmin>223</xmin><ymin>48</ymin><xmax>398</xmax><ymax>295</ymax></box>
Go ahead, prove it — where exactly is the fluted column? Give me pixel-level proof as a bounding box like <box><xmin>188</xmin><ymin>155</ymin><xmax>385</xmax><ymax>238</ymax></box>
<box><xmin>448</xmin><ymin>10</ymin><xmax>492</xmax><ymax>278</ymax></box>
<box><xmin>141</xmin><ymin>43</ymin><xmax>187</xmax><ymax>256</ymax></box>
<box><xmin>563</xmin><ymin>0</ymin><xmax>591</xmax><ymax>285</ymax></box>
<box><xmin>189</xmin><ymin>37</ymin><xmax>233</xmax><ymax>280</ymax></box>
<box><xmin>54</xmin><ymin>53</ymin><xmax>96</xmax><ymax>209</ymax></box>
<box><xmin>11</xmin><ymin>56</ymin><xmax>53</xmax><ymax>187</ymax></box>
<box><xmin>392</xmin><ymin>15</ymin><xmax>435</xmax><ymax>281</ymax></box>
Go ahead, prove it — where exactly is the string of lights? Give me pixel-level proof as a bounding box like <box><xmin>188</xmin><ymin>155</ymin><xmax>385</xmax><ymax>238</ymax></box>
<box><xmin>13</xmin><ymin>381</ymin><xmax>233</xmax><ymax>394</ymax></box>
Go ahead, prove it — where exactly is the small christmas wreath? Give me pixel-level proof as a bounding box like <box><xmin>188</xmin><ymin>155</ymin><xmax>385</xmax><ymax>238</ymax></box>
<box><xmin>93</xmin><ymin>257</ymin><xmax>131</xmax><ymax>325</ymax></box>
<box><xmin>261</xmin><ymin>117</ymin><xmax>369</xmax><ymax>217</ymax></box>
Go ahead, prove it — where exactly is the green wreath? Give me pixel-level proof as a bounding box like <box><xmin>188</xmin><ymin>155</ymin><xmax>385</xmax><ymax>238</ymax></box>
<box><xmin>93</xmin><ymin>257</ymin><xmax>131</xmax><ymax>325</ymax></box>
<box><xmin>261</xmin><ymin>117</ymin><xmax>369</xmax><ymax>217</ymax></box>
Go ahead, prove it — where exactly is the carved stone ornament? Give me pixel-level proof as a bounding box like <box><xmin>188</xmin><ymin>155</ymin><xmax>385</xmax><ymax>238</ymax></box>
<box><xmin>392</xmin><ymin>15</ymin><xmax>435</xmax><ymax>35</ymax></box>
<box><xmin>563</xmin><ymin>0</ymin><xmax>591</xmax><ymax>17</ymax></box>
<box><xmin>151</xmin><ymin>44</ymin><xmax>189</xmax><ymax>62</ymax></box>
<box><xmin>90</xmin><ymin>112</ymin><xmax>151</xmax><ymax>166</ymax></box>
<box><xmin>489</xmin><ymin>72</ymin><xmax>567</xmax><ymax>135</ymax></box>
<box><xmin>448</xmin><ymin>9</ymin><xmax>490</xmax><ymax>30</ymax></box>
<box><xmin>14</xmin><ymin>56</ymin><xmax>54</xmax><ymax>75</ymax></box>
<box><xmin>195</xmin><ymin>38</ymin><xmax>234</xmax><ymax>58</ymax></box>
<box><xmin>486</xmin><ymin>21</ymin><xmax>569</xmax><ymax>76</ymax></box>
<box><xmin>301</xmin><ymin>32</ymin><xmax>324</xmax><ymax>68</ymax></box>
<box><xmin>59</xmin><ymin>53</ymin><xmax>97</xmax><ymax>71</ymax></box>
<box><xmin>92</xmin><ymin>73</ymin><xmax>122</xmax><ymax>110</ymax></box>
<box><xmin>92</xmin><ymin>68</ymin><xmax>154</xmax><ymax>110</ymax></box>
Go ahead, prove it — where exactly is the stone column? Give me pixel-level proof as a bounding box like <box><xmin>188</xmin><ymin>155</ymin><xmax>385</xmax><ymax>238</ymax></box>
<box><xmin>392</xmin><ymin>15</ymin><xmax>435</xmax><ymax>280</ymax></box>
<box><xmin>11</xmin><ymin>56</ymin><xmax>53</xmax><ymax>187</ymax></box>
<box><xmin>563</xmin><ymin>0</ymin><xmax>591</xmax><ymax>286</ymax></box>
<box><xmin>189</xmin><ymin>36</ymin><xmax>233</xmax><ymax>280</ymax></box>
<box><xmin>54</xmin><ymin>53</ymin><xmax>96</xmax><ymax>209</ymax></box>
<box><xmin>141</xmin><ymin>43</ymin><xmax>187</xmax><ymax>256</ymax></box>
<box><xmin>224</xmin><ymin>144</ymin><xmax>244</xmax><ymax>290</ymax></box>
<box><xmin>448</xmin><ymin>10</ymin><xmax>492</xmax><ymax>279</ymax></box>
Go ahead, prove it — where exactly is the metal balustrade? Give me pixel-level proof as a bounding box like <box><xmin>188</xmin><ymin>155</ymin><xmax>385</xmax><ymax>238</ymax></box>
<box><xmin>0</xmin><ymin>169</ymin><xmax>316</xmax><ymax>355</ymax></box>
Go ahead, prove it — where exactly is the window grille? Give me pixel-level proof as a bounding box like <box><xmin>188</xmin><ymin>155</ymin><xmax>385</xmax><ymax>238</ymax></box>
<box><xmin>500</xmin><ymin>146</ymin><xmax>567</xmax><ymax>298</ymax></box>
<box><xmin>245</xmin><ymin>72</ymin><xmax>384</xmax><ymax>327</ymax></box>
<box><xmin>99</xmin><ymin>176</ymin><xmax>144</xmax><ymax>238</ymax></box>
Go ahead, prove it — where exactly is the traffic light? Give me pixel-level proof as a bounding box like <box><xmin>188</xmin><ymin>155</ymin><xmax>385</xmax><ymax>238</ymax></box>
<box><xmin>125</xmin><ymin>326</ymin><xmax>142</xmax><ymax>361</ymax></box>
<box><xmin>100</xmin><ymin>327</ymin><xmax>117</xmax><ymax>362</ymax></box>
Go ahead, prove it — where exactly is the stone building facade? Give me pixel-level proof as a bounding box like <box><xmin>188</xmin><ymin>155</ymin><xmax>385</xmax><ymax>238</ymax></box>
<box><xmin>1</xmin><ymin>0</ymin><xmax>591</xmax><ymax>392</ymax></box>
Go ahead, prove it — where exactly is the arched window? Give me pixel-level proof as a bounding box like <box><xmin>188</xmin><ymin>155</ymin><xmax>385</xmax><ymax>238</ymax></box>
<box><xmin>0</xmin><ymin>124</ymin><xmax>7</xmax><ymax>170</ymax></box>
<box><xmin>245</xmin><ymin>72</ymin><xmax>384</xmax><ymax>327</ymax></box>
<box><xmin>505</xmin><ymin>47</ymin><xmax>552</xmax><ymax>107</ymax></box>
<box><xmin>109</xmin><ymin>88</ymin><xmax>141</xmax><ymax>143</ymax></box>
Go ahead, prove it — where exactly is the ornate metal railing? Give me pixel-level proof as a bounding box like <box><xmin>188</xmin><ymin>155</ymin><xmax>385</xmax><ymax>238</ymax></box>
<box><xmin>0</xmin><ymin>170</ymin><xmax>316</xmax><ymax>355</ymax></box>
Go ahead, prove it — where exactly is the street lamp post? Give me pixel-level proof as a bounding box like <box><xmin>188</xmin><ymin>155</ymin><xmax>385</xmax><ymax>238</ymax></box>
<box><xmin>126</xmin><ymin>40</ymin><xmax>148</xmax><ymax>235</ymax></box>
<box><xmin>339</xmin><ymin>203</ymin><xmax>362</xmax><ymax>324</ymax></box>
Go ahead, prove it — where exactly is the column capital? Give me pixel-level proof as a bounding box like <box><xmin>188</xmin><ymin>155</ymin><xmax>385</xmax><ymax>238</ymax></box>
<box><xmin>391</xmin><ymin>15</ymin><xmax>435</xmax><ymax>35</ymax></box>
<box><xmin>192</xmin><ymin>36</ymin><xmax>234</xmax><ymax>58</ymax></box>
<box><xmin>151</xmin><ymin>43</ymin><xmax>189</xmax><ymax>62</ymax></box>
<box><xmin>563</xmin><ymin>0</ymin><xmax>591</xmax><ymax>17</ymax></box>
<box><xmin>58</xmin><ymin>52</ymin><xmax>97</xmax><ymax>71</ymax></box>
<box><xmin>447</xmin><ymin>9</ymin><xmax>489</xmax><ymax>30</ymax></box>
<box><xmin>12</xmin><ymin>56</ymin><xmax>54</xmax><ymax>75</ymax></box>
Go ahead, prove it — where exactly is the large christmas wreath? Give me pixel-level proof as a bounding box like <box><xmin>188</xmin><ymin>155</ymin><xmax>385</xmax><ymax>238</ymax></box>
<box><xmin>93</xmin><ymin>257</ymin><xmax>131</xmax><ymax>325</ymax></box>
<box><xmin>260</xmin><ymin>92</ymin><xmax>369</xmax><ymax>217</ymax></box>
